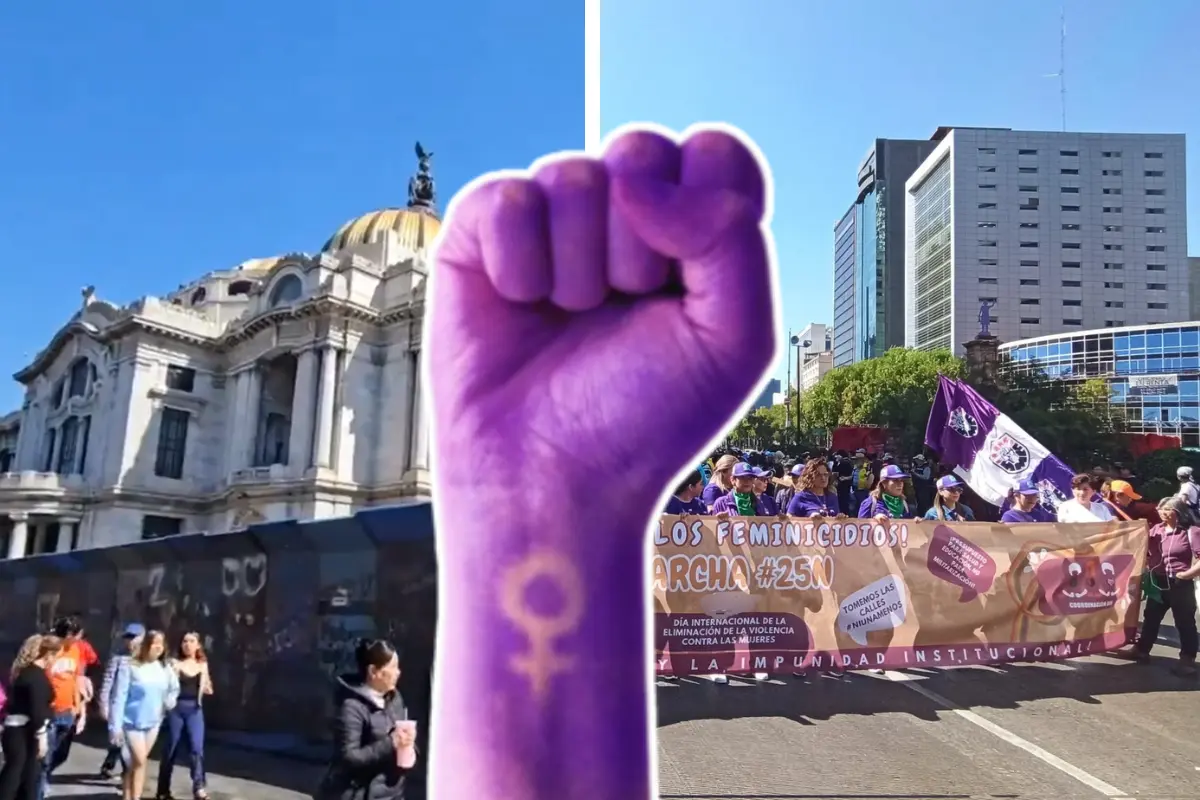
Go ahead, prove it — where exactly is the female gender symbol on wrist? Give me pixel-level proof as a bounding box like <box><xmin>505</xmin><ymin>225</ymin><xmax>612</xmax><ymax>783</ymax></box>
<box><xmin>499</xmin><ymin>550</ymin><xmax>585</xmax><ymax>702</ymax></box>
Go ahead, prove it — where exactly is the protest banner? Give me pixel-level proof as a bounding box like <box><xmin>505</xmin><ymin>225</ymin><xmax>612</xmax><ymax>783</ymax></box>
<box><xmin>653</xmin><ymin>515</ymin><xmax>1147</xmax><ymax>675</ymax></box>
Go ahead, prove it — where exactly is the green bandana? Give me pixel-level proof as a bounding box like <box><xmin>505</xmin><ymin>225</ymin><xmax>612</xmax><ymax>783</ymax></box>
<box><xmin>882</xmin><ymin>493</ymin><xmax>906</xmax><ymax>518</ymax></box>
<box><xmin>734</xmin><ymin>491</ymin><xmax>756</xmax><ymax>516</ymax></box>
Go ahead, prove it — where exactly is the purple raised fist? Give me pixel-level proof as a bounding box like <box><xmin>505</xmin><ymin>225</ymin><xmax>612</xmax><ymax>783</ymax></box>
<box><xmin>426</xmin><ymin>125</ymin><xmax>779</xmax><ymax>800</ymax></box>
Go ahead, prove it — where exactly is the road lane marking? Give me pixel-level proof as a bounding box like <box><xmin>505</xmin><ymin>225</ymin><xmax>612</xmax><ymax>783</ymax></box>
<box><xmin>881</xmin><ymin>670</ymin><xmax>1133</xmax><ymax>799</ymax></box>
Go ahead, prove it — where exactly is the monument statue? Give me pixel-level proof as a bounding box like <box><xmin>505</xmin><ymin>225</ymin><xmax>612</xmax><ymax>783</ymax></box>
<box><xmin>408</xmin><ymin>141</ymin><xmax>437</xmax><ymax>210</ymax></box>
<box><xmin>978</xmin><ymin>299</ymin><xmax>997</xmax><ymax>337</ymax></box>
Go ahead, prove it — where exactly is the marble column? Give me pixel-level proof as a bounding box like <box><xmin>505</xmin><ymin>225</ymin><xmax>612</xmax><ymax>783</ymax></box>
<box><xmin>225</xmin><ymin>371</ymin><xmax>246</xmax><ymax>477</ymax></box>
<box><xmin>30</xmin><ymin>522</ymin><xmax>46</xmax><ymax>556</ymax></box>
<box><xmin>6</xmin><ymin>513</ymin><xmax>28</xmax><ymax>560</ymax></box>
<box><xmin>243</xmin><ymin>366</ymin><xmax>262</xmax><ymax>468</ymax></box>
<box><xmin>54</xmin><ymin>521</ymin><xmax>74</xmax><ymax>554</ymax></box>
<box><xmin>408</xmin><ymin>351</ymin><xmax>429</xmax><ymax>471</ymax></box>
<box><xmin>288</xmin><ymin>349</ymin><xmax>318</xmax><ymax>471</ymax></box>
<box><xmin>313</xmin><ymin>348</ymin><xmax>339</xmax><ymax>469</ymax></box>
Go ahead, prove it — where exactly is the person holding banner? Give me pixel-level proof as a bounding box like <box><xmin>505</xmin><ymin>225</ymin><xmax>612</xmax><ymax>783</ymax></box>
<box><xmin>753</xmin><ymin>469</ymin><xmax>779</xmax><ymax>515</ymax></box>
<box><xmin>710</xmin><ymin>463</ymin><xmax>770</xmax><ymax>516</ymax></box>
<box><xmin>857</xmin><ymin>464</ymin><xmax>914</xmax><ymax>520</ymax></box>
<box><xmin>1055</xmin><ymin>474</ymin><xmax>1115</xmax><ymax>523</ymax></box>
<box><xmin>786</xmin><ymin>458</ymin><xmax>842</xmax><ymax>518</ymax></box>
<box><xmin>774</xmin><ymin>462</ymin><xmax>804</xmax><ymax>513</ymax></box>
<box><xmin>701</xmin><ymin>454</ymin><xmax>739</xmax><ymax>511</ymax></box>
<box><xmin>923</xmin><ymin>475</ymin><xmax>975</xmax><ymax>522</ymax></box>
<box><xmin>1000</xmin><ymin>479</ymin><xmax>1042</xmax><ymax>523</ymax></box>
<box><xmin>664</xmin><ymin>471</ymin><xmax>707</xmax><ymax>515</ymax></box>
<box><xmin>1123</xmin><ymin>496</ymin><xmax>1200</xmax><ymax>676</ymax></box>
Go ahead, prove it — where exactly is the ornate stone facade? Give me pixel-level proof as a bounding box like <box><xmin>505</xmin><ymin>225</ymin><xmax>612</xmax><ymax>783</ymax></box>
<box><xmin>0</xmin><ymin>193</ymin><xmax>440</xmax><ymax>558</ymax></box>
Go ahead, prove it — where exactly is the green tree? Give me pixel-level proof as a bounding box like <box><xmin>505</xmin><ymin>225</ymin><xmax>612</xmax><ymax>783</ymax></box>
<box><xmin>799</xmin><ymin>348</ymin><xmax>966</xmax><ymax>454</ymax></box>
<box><xmin>985</xmin><ymin>364</ymin><xmax>1129</xmax><ymax>470</ymax></box>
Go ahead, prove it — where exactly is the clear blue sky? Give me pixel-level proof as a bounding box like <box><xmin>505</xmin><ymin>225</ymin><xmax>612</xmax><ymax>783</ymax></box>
<box><xmin>0</xmin><ymin>0</ymin><xmax>582</xmax><ymax>410</ymax></box>
<box><xmin>601</xmin><ymin>0</ymin><xmax>1200</xmax><ymax>384</ymax></box>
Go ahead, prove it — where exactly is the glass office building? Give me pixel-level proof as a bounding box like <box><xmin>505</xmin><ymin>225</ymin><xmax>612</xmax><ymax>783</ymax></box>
<box><xmin>833</xmin><ymin>205</ymin><xmax>857</xmax><ymax>367</ymax></box>
<box><xmin>1002</xmin><ymin>322</ymin><xmax>1200</xmax><ymax>447</ymax></box>
<box><xmin>855</xmin><ymin>189</ymin><xmax>880</xmax><ymax>362</ymax></box>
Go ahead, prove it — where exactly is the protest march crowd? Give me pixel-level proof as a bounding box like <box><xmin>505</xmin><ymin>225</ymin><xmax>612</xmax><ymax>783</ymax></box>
<box><xmin>664</xmin><ymin>440</ymin><xmax>1200</xmax><ymax>682</ymax></box>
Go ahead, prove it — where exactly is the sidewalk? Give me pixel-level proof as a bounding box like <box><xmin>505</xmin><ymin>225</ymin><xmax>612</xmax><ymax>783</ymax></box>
<box><xmin>48</xmin><ymin>737</ymin><xmax>323</xmax><ymax>800</ymax></box>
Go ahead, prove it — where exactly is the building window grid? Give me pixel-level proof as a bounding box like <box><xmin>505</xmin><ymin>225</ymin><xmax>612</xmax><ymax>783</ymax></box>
<box><xmin>1003</xmin><ymin>328</ymin><xmax>1200</xmax><ymax>447</ymax></box>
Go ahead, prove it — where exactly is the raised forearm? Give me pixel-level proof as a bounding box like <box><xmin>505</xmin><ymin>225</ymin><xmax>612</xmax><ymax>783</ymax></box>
<box><xmin>430</xmin><ymin>502</ymin><xmax>654</xmax><ymax>800</ymax></box>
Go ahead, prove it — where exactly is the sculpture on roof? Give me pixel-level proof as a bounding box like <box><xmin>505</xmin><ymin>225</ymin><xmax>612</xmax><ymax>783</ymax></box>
<box><xmin>408</xmin><ymin>141</ymin><xmax>436</xmax><ymax>210</ymax></box>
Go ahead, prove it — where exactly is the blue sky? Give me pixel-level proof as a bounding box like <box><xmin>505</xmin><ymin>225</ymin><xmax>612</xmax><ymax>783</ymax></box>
<box><xmin>601</xmin><ymin>0</ymin><xmax>1200</xmax><ymax>385</ymax></box>
<box><xmin>0</xmin><ymin>0</ymin><xmax>582</xmax><ymax>410</ymax></box>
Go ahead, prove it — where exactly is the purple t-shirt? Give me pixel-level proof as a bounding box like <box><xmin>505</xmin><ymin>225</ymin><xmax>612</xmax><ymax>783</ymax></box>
<box><xmin>1147</xmin><ymin>523</ymin><xmax>1200</xmax><ymax>578</ymax></box>
<box><xmin>787</xmin><ymin>491</ymin><xmax>840</xmax><ymax>517</ymax></box>
<box><xmin>759</xmin><ymin>493</ymin><xmax>779</xmax><ymax>516</ymax></box>
<box><xmin>1000</xmin><ymin>508</ymin><xmax>1039</xmax><ymax>523</ymax></box>
<box><xmin>700</xmin><ymin>481</ymin><xmax>726</xmax><ymax>511</ymax></box>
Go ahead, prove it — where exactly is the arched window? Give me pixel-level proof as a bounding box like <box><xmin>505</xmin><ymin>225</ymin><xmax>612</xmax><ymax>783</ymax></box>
<box><xmin>190</xmin><ymin>287</ymin><xmax>208</xmax><ymax>305</ymax></box>
<box><xmin>268</xmin><ymin>274</ymin><xmax>303</xmax><ymax>307</ymax></box>
<box><xmin>67</xmin><ymin>359</ymin><xmax>90</xmax><ymax>398</ymax></box>
<box><xmin>228</xmin><ymin>280</ymin><xmax>252</xmax><ymax>297</ymax></box>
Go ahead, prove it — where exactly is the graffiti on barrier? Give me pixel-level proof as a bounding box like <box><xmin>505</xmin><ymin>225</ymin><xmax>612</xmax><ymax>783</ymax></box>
<box><xmin>0</xmin><ymin>504</ymin><xmax>437</xmax><ymax>765</ymax></box>
<box><xmin>221</xmin><ymin>553</ymin><xmax>268</xmax><ymax>598</ymax></box>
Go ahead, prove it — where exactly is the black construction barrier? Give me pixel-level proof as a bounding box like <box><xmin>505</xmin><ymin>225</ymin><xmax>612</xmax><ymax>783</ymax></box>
<box><xmin>0</xmin><ymin>501</ymin><xmax>437</xmax><ymax>786</ymax></box>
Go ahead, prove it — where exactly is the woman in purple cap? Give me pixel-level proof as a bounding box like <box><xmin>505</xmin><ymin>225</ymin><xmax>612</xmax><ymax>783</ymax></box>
<box><xmin>710</xmin><ymin>463</ymin><xmax>770</xmax><ymax>516</ymax></box>
<box><xmin>923</xmin><ymin>475</ymin><xmax>975</xmax><ymax>521</ymax></box>
<box><xmin>752</xmin><ymin>469</ymin><xmax>779</xmax><ymax>515</ymax></box>
<box><xmin>858</xmin><ymin>464</ymin><xmax>914</xmax><ymax>521</ymax></box>
<box><xmin>787</xmin><ymin>458</ymin><xmax>843</xmax><ymax>518</ymax></box>
<box><xmin>1001</xmin><ymin>479</ymin><xmax>1042</xmax><ymax>523</ymax></box>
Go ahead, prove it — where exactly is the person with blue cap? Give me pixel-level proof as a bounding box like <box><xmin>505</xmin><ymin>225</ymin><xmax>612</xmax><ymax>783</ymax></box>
<box><xmin>752</xmin><ymin>468</ymin><xmax>779</xmax><ymax>515</ymax></box>
<box><xmin>96</xmin><ymin>623</ymin><xmax>145</xmax><ymax>780</ymax></box>
<box><xmin>924</xmin><ymin>475</ymin><xmax>975</xmax><ymax>521</ymax></box>
<box><xmin>1001</xmin><ymin>479</ymin><xmax>1042</xmax><ymax>523</ymax></box>
<box><xmin>710</xmin><ymin>463</ymin><xmax>770</xmax><ymax>516</ymax></box>
<box><xmin>858</xmin><ymin>464</ymin><xmax>914</xmax><ymax>520</ymax></box>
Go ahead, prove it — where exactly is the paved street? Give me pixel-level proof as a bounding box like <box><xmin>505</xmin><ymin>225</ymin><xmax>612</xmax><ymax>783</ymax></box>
<box><xmin>38</xmin><ymin>631</ymin><xmax>1197</xmax><ymax>800</ymax></box>
<box><xmin>656</xmin><ymin>630</ymin><xmax>1200</xmax><ymax>800</ymax></box>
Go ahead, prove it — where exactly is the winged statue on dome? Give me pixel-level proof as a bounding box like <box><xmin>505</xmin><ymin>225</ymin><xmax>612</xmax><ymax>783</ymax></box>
<box><xmin>409</xmin><ymin>141</ymin><xmax>436</xmax><ymax>209</ymax></box>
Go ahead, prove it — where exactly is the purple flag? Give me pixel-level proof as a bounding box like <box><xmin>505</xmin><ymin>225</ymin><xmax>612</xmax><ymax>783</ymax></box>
<box><xmin>925</xmin><ymin>377</ymin><xmax>1074</xmax><ymax>522</ymax></box>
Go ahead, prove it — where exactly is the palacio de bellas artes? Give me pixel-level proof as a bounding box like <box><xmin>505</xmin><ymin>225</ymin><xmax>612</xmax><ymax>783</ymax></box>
<box><xmin>0</xmin><ymin>145</ymin><xmax>442</xmax><ymax>559</ymax></box>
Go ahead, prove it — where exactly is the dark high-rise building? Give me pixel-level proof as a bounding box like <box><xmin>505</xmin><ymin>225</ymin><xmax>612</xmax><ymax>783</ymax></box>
<box><xmin>832</xmin><ymin>206</ymin><xmax>856</xmax><ymax>367</ymax></box>
<box><xmin>833</xmin><ymin>138</ymin><xmax>939</xmax><ymax>365</ymax></box>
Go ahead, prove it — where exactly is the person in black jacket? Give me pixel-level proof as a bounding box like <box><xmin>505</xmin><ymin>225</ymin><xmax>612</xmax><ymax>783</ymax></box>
<box><xmin>0</xmin><ymin>634</ymin><xmax>63</xmax><ymax>800</ymax></box>
<box><xmin>315</xmin><ymin>639</ymin><xmax>416</xmax><ymax>800</ymax></box>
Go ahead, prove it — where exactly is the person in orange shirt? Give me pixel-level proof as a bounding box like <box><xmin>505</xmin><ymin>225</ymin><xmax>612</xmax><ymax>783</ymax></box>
<box><xmin>41</xmin><ymin>617</ymin><xmax>91</xmax><ymax>800</ymax></box>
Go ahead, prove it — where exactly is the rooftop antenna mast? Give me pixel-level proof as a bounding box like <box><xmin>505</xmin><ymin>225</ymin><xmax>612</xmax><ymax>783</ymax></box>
<box><xmin>1044</xmin><ymin>3</ymin><xmax>1067</xmax><ymax>131</ymax></box>
<box><xmin>1058</xmin><ymin>4</ymin><xmax>1066</xmax><ymax>131</ymax></box>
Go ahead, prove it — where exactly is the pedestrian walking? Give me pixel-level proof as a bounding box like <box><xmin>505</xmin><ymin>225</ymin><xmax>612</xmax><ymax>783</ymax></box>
<box><xmin>0</xmin><ymin>635</ymin><xmax>61</xmax><ymax>800</ymax></box>
<box><xmin>1121</xmin><ymin>497</ymin><xmax>1200</xmax><ymax>676</ymax></box>
<box><xmin>156</xmin><ymin>632</ymin><xmax>213</xmax><ymax>800</ymax></box>
<box><xmin>98</xmin><ymin>623</ymin><xmax>145</xmax><ymax>780</ymax></box>
<box><xmin>108</xmin><ymin>631</ymin><xmax>179</xmax><ymax>800</ymax></box>
<box><xmin>41</xmin><ymin>617</ymin><xmax>89</xmax><ymax>799</ymax></box>
<box><xmin>315</xmin><ymin>639</ymin><xmax>416</xmax><ymax>800</ymax></box>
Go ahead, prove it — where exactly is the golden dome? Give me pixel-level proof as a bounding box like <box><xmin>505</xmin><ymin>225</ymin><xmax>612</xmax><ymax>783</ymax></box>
<box><xmin>322</xmin><ymin>206</ymin><xmax>441</xmax><ymax>253</ymax></box>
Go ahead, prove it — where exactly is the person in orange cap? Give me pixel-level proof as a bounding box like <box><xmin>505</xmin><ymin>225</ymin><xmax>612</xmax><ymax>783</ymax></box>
<box><xmin>1102</xmin><ymin>479</ymin><xmax>1161</xmax><ymax>525</ymax></box>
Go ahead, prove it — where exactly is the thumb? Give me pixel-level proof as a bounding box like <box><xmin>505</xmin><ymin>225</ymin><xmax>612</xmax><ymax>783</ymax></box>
<box><xmin>611</xmin><ymin>176</ymin><xmax>776</xmax><ymax>359</ymax></box>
